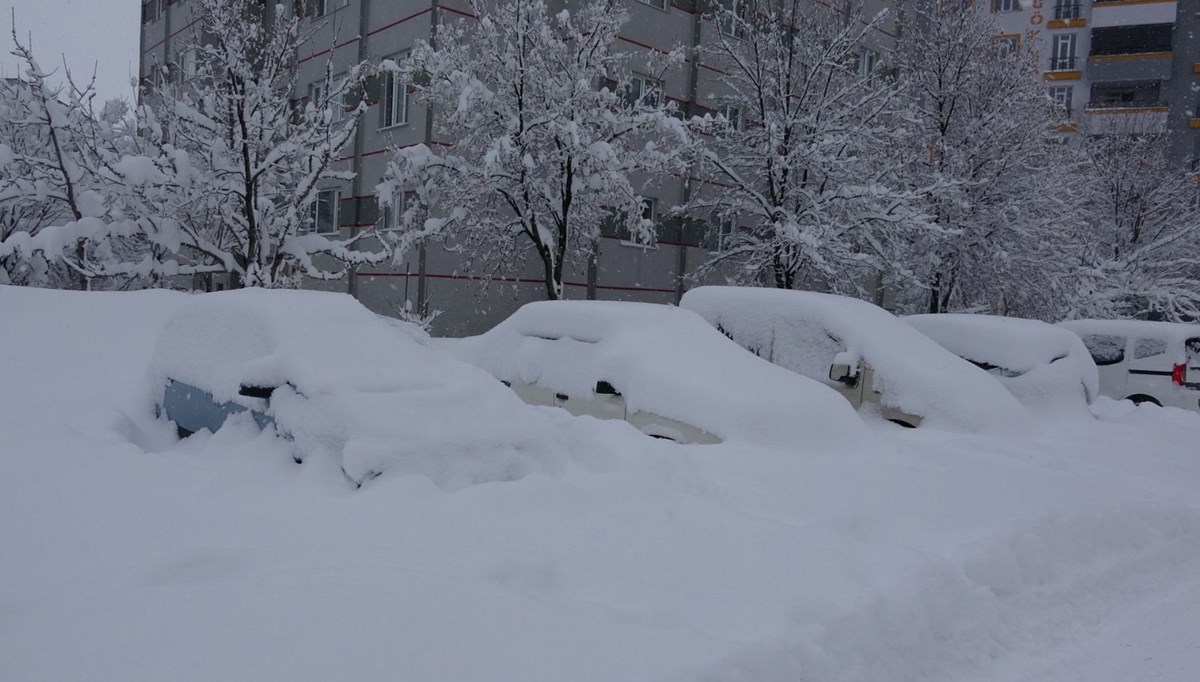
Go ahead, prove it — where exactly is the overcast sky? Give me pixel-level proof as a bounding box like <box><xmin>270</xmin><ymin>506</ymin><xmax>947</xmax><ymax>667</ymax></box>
<box><xmin>1</xmin><ymin>0</ymin><xmax>140</xmax><ymax>103</ymax></box>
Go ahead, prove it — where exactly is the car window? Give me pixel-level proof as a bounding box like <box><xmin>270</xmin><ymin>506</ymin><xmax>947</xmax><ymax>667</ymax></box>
<box><xmin>1187</xmin><ymin>338</ymin><xmax>1200</xmax><ymax>365</ymax></box>
<box><xmin>1081</xmin><ymin>334</ymin><xmax>1125</xmax><ymax>366</ymax></box>
<box><xmin>1132</xmin><ymin>337</ymin><xmax>1168</xmax><ymax>361</ymax></box>
<box><xmin>770</xmin><ymin>323</ymin><xmax>843</xmax><ymax>381</ymax></box>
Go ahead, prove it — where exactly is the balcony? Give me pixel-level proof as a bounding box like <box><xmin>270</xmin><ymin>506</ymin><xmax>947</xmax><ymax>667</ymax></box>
<box><xmin>1092</xmin><ymin>1</ymin><xmax>1177</xmax><ymax>28</ymax></box>
<box><xmin>1087</xmin><ymin>81</ymin><xmax>1167</xmax><ymax>112</ymax></box>
<box><xmin>1053</xmin><ymin>1</ymin><xmax>1082</xmax><ymax>18</ymax></box>
<box><xmin>1090</xmin><ymin>24</ymin><xmax>1173</xmax><ymax>56</ymax></box>
<box><xmin>1048</xmin><ymin>1</ymin><xmax>1085</xmax><ymax>27</ymax></box>
<box><xmin>1044</xmin><ymin>55</ymin><xmax>1083</xmax><ymax>80</ymax></box>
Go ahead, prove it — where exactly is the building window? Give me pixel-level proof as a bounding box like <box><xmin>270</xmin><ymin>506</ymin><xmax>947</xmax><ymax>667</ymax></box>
<box><xmin>626</xmin><ymin>74</ymin><xmax>662</xmax><ymax>108</ymax></box>
<box><xmin>995</xmin><ymin>35</ymin><xmax>1019</xmax><ymax>58</ymax></box>
<box><xmin>720</xmin><ymin>105</ymin><xmax>744</xmax><ymax>131</ymax></box>
<box><xmin>636</xmin><ymin>0</ymin><xmax>668</xmax><ymax>11</ymax></box>
<box><xmin>717</xmin><ymin>0</ymin><xmax>747</xmax><ymax>38</ymax></box>
<box><xmin>382</xmin><ymin>67</ymin><xmax>409</xmax><ymax>128</ymax></box>
<box><xmin>857</xmin><ymin>48</ymin><xmax>879</xmax><ymax>82</ymax></box>
<box><xmin>309</xmin><ymin>76</ymin><xmax>350</xmax><ymax>123</ymax></box>
<box><xmin>380</xmin><ymin>193</ymin><xmax>408</xmax><ymax>231</ymax></box>
<box><xmin>715</xmin><ymin>217</ymin><xmax>736</xmax><ymax>251</ymax></box>
<box><xmin>1050</xmin><ymin>33</ymin><xmax>1077</xmax><ymax>70</ymax></box>
<box><xmin>141</xmin><ymin>0</ymin><xmax>167</xmax><ymax>24</ymax></box>
<box><xmin>180</xmin><ymin>48</ymin><xmax>197</xmax><ymax>79</ymax></box>
<box><xmin>618</xmin><ymin>197</ymin><xmax>657</xmax><ymax>246</ymax></box>
<box><xmin>1049</xmin><ymin>85</ymin><xmax>1073</xmax><ymax>114</ymax></box>
<box><xmin>321</xmin><ymin>0</ymin><xmax>349</xmax><ymax>15</ymax></box>
<box><xmin>992</xmin><ymin>0</ymin><xmax>1021</xmax><ymax>12</ymax></box>
<box><xmin>311</xmin><ymin>189</ymin><xmax>340</xmax><ymax>234</ymax></box>
<box><xmin>1053</xmin><ymin>0</ymin><xmax>1081</xmax><ymax>20</ymax></box>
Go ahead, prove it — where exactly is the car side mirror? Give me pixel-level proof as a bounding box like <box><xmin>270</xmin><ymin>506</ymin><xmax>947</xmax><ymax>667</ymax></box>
<box><xmin>239</xmin><ymin>384</ymin><xmax>276</xmax><ymax>400</ymax></box>
<box><xmin>828</xmin><ymin>363</ymin><xmax>858</xmax><ymax>386</ymax></box>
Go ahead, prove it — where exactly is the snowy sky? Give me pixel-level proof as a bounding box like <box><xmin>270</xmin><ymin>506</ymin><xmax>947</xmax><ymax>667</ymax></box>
<box><xmin>1</xmin><ymin>0</ymin><xmax>140</xmax><ymax>104</ymax></box>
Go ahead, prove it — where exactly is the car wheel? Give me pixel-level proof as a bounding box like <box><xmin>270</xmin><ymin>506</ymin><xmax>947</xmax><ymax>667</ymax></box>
<box><xmin>176</xmin><ymin>424</ymin><xmax>194</xmax><ymax>439</ymax></box>
<box><xmin>889</xmin><ymin>419</ymin><xmax>916</xmax><ymax>429</ymax></box>
<box><xmin>1127</xmin><ymin>394</ymin><xmax>1161</xmax><ymax>407</ymax></box>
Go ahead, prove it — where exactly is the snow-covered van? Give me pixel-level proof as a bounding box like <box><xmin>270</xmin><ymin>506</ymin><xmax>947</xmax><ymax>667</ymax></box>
<box><xmin>1059</xmin><ymin>319</ymin><xmax>1200</xmax><ymax>412</ymax></box>
<box><xmin>680</xmin><ymin>287</ymin><xmax>1030</xmax><ymax>432</ymax></box>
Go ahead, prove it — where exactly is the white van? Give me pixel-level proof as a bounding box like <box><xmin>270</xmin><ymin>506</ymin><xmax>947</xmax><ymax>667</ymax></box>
<box><xmin>1059</xmin><ymin>320</ymin><xmax>1200</xmax><ymax>412</ymax></box>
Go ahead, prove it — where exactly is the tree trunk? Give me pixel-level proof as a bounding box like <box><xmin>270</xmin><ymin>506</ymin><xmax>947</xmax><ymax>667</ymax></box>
<box><xmin>537</xmin><ymin>245</ymin><xmax>561</xmax><ymax>300</ymax></box>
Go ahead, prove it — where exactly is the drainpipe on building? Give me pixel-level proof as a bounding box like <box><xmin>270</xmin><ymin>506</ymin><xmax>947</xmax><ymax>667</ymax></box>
<box><xmin>136</xmin><ymin>5</ymin><xmax>147</xmax><ymax>107</ymax></box>
<box><xmin>673</xmin><ymin>1</ymin><xmax>704</xmax><ymax>305</ymax></box>
<box><xmin>347</xmin><ymin>0</ymin><xmax>373</xmax><ymax>299</ymax></box>
<box><xmin>417</xmin><ymin>0</ymin><xmax>440</xmax><ymax>318</ymax></box>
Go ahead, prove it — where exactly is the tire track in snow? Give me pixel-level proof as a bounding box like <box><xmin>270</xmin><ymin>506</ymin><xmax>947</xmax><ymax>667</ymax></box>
<box><xmin>690</xmin><ymin>502</ymin><xmax>1200</xmax><ymax>682</ymax></box>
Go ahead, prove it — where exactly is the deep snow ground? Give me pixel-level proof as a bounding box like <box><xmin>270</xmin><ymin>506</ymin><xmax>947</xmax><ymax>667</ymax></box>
<box><xmin>2</xmin><ymin>286</ymin><xmax>1199</xmax><ymax>681</ymax></box>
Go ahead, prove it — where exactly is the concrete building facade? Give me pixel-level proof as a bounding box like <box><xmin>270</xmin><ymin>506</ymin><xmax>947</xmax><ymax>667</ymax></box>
<box><xmin>990</xmin><ymin>0</ymin><xmax>1200</xmax><ymax>161</ymax></box>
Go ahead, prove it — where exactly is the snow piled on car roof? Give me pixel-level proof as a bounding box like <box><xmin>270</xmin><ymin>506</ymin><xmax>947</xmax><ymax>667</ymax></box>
<box><xmin>452</xmin><ymin>300</ymin><xmax>868</xmax><ymax>449</ymax></box>
<box><xmin>907</xmin><ymin>314</ymin><xmax>1083</xmax><ymax>374</ymax></box>
<box><xmin>1059</xmin><ymin>319</ymin><xmax>1200</xmax><ymax>347</ymax></box>
<box><xmin>147</xmin><ymin>289</ymin><xmax>566</xmax><ymax>488</ymax></box>
<box><xmin>680</xmin><ymin>286</ymin><xmax>1030</xmax><ymax>433</ymax></box>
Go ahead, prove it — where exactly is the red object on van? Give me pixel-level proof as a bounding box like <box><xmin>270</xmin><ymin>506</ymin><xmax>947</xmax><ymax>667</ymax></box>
<box><xmin>1172</xmin><ymin>363</ymin><xmax>1186</xmax><ymax>386</ymax></box>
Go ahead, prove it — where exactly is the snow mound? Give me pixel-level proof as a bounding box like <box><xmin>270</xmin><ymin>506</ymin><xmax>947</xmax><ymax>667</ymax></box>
<box><xmin>452</xmin><ymin>300</ymin><xmax>867</xmax><ymax>449</ymax></box>
<box><xmin>907</xmin><ymin>313</ymin><xmax>1099</xmax><ymax>418</ymax></box>
<box><xmin>680</xmin><ymin>286</ymin><xmax>1030</xmax><ymax>433</ymax></box>
<box><xmin>146</xmin><ymin>289</ymin><xmax>566</xmax><ymax>488</ymax></box>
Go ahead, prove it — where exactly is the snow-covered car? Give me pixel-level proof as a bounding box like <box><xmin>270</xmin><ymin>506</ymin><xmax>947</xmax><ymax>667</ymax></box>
<box><xmin>1059</xmin><ymin>319</ymin><xmax>1200</xmax><ymax>413</ymax></box>
<box><xmin>906</xmin><ymin>313</ymin><xmax>1099</xmax><ymax>419</ymax></box>
<box><xmin>680</xmin><ymin>286</ymin><xmax>1030</xmax><ymax>432</ymax></box>
<box><xmin>450</xmin><ymin>300</ymin><xmax>866</xmax><ymax>447</ymax></box>
<box><xmin>147</xmin><ymin>289</ymin><xmax>565</xmax><ymax>488</ymax></box>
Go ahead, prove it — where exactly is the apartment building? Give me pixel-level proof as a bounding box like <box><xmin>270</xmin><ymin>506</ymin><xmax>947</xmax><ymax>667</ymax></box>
<box><xmin>990</xmin><ymin>0</ymin><xmax>1200</xmax><ymax>161</ymax></box>
<box><xmin>139</xmin><ymin>0</ymin><xmax>895</xmax><ymax>334</ymax></box>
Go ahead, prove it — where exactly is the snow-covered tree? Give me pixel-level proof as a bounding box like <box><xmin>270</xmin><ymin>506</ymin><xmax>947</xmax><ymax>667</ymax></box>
<box><xmin>135</xmin><ymin>0</ymin><xmax>384</xmax><ymax>288</ymax></box>
<box><xmin>377</xmin><ymin>0</ymin><xmax>693</xmax><ymax>300</ymax></box>
<box><xmin>1066</xmin><ymin>120</ymin><xmax>1200</xmax><ymax>321</ymax></box>
<box><xmin>0</xmin><ymin>35</ymin><xmax>137</xmax><ymax>290</ymax></box>
<box><xmin>0</xmin><ymin>77</ymin><xmax>72</xmax><ymax>286</ymax></box>
<box><xmin>894</xmin><ymin>3</ymin><xmax>1079</xmax><ymax>316</ymax></box>
<box><xmin>688</xmin><ymin>0</ymin><xmax>928</xmax><ymax>293</ymax></box>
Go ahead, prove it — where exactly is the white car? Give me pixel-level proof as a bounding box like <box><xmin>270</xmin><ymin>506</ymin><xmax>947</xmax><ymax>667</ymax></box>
<box><xmin>450</xmin><ymin>300</ymin><xmax>865</xmax><ymax>447</ymax></box>
<box><xmin>1059</xmin><ymin>319</ymin><xmax>1200</xmax><ymax>413</ymax></box>
<box><xmin>680</xmin><ymin>286</ymin><xmax>1030</xmax><ymax>432</ymax></box>
<box><xmin>906</xmin><ymin>313</ymin><xmax>1099</xmax><ymax>419</ymax></box>
<box><xmin>148</xmin><ymin>289</ymin><xmax>564</xmax><ymax>488</ymax></box>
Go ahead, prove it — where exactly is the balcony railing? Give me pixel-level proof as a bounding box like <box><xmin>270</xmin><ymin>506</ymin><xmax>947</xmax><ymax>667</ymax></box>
<box><xmin>1086</xmin><ymin>99</ymin><xmax>1167</xmax><ymax>110</ymax></box>
<box><xmin>1053</xmin><ymin>2</ymin><xmax>1082</xmax><ymax>20</ymax></box>
<box><xmin>1049</xmin><ymin>56</ymin><xmax>1078</xmax><ymax>71</ymax></box>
